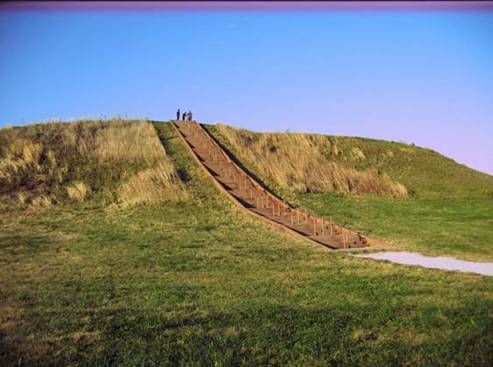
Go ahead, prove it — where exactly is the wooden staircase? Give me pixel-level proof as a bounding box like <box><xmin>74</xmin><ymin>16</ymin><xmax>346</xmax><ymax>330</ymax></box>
<box><xmin>172</xmin><ymin>120</ymin><xmax>373</xmax><ymax>250</ymax></box>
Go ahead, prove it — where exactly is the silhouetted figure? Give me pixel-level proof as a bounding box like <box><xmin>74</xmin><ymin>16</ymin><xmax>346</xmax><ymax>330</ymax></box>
<box><xmin>188</xmin><ymin>111</ymin><xmax>193</xmax><ymax>121</ymax></box>
<box><xmin>176</xmin><ymin>109</ymin><xmax>180</xmax><ymax>121</ymax></box>
<box><xmin>182</xmin><ymin>111</ymin><xmax>187</xmax><ymax>121</ymax></box>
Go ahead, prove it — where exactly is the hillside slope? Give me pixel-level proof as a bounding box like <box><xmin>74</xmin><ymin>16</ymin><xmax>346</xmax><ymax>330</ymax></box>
<box><xmin>1</xmin><ymin>120</ymin><xmax>491</xmax><ymax>261</ymax></box>
<box><xmin>0</xmin><ymin>119</ymin><xmax>187</xmax><ymax>211</ymax></box>
<box><xmin>203</xmin><ymin>123</ymin><xmax>493</xmax><ymax>260</ymax></box>
<box><xmin>1</xmin><ymin>121</ymin><xmax>492</xmax><ymax>366</ymax></box>
<box><xmin>206</xmin><ymin>124</ymin><xmax>493</xmax><ymax>199</ymax></box>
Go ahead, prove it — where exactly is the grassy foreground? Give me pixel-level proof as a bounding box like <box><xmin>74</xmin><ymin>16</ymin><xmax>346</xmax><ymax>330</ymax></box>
<box><xmin>1</xmin><ymin>122</ymin><xmax>493</xmax><ymax>366</ymax></box>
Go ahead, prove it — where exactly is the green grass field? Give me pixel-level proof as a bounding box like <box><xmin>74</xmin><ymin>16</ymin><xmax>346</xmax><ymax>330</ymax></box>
<box><xmin>298</xmin><ymin>193</ymin><xmax>493</xmax><ymax>262</ymax></box>
<box><xmin>1</xmin><ymin>121</ymin><xmax>492</xmax><ymax>366</ymax></box>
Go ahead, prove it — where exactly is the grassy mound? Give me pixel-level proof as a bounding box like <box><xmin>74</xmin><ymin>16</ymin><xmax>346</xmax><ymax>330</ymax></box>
<box><xmin>0</xmin><ymin>119</ymin><xmax>187</xmax><ymax>211</ymax></box>
<box><xmin>207</xmin><ymin>124</ymin><xmax>493</xmax><ymax>200</ymax></box>
<box><xmin>205</xmin><ymin>123</ymin><xmax>493</xmax><ymax>260</ymax></box>
<box><xmin>0</xmin><ymin>121</ymin><xmax>492</xmax><ymax>366</ymax></box>
<box><xmin>207</xmin><ymin>124</ymin><xmax>408</xmax><ymax>199</ymax></box>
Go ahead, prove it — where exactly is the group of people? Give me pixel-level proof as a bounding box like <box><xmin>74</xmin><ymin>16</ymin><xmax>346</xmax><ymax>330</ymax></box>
<box><xmin>176</xmin><ymin>109</ymin><xmax>193</xmax><ymax>121</ymax></box>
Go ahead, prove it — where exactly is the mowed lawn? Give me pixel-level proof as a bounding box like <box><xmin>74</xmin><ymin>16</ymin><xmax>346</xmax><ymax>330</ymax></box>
<box><xmin>0</xmin><ymin>123</ymin><xmax>492</xmax><ymax>366</ymax></box>
<box><xmin>297</xmin><ymin>193</ymin><xmax>493</xmax><ymax>262</ymax></box>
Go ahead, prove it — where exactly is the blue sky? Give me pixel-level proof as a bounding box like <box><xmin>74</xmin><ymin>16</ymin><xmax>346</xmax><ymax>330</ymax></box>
<box><xmin>1</xmin><ymin>6</ymin><xmax>492</xmax><ymax>174</ymax></box>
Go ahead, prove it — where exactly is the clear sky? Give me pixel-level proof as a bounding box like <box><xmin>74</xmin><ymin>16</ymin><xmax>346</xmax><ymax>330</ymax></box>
<box><xmin>1</xmin><ymin>2</ymin><xmax>492</xmax><ymax>174</ymax></box>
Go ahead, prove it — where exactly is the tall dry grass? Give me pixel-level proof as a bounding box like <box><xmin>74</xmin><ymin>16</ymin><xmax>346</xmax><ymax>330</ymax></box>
<box><xmin>0</xmin><ymin>119</ymin><xmax>187</xmax><ymax>210</ymax></box>
<box><xmin>64</xmin><ymin>120</ymin><xmax>167</xmax><ymax>165</ymax></box>
<box><xmin>66</xmin><ymin>181</ymin><xmax>91</xmax><ymax>202</ymax></box>
<box><xmin>118</xmin><ymin>161</ymin><xmax>188</xmax><ymax>207</ymax></box>
<box><xmin>215</xmin><ymin>124</ymin><xmax>408</xmax><ymax>198</ymax></box>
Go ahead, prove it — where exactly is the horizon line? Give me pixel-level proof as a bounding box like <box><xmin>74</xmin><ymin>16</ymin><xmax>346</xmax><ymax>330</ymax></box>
<box><xmin>2</xmin><ymin>117</ymin><xmax>492</xmax><ymax>177</ymax></box>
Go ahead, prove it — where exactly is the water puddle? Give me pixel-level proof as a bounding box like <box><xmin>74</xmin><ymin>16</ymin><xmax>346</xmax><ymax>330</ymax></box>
<box><xmin>357</xmin><ymin>251</ymin><xmax>493</xmax><ymax>277</ymax></box>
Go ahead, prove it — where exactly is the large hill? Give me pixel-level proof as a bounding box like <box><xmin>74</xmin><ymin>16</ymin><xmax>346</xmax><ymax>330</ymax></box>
<box><xmin>1</xmin><ymin>119</ymin><xmax>492</xmax><ymax>366</ymax></box>
<box><xmin>1</xmin><ymin>120</ymin><xmax>491</xmax><ymax>212</ymax></box>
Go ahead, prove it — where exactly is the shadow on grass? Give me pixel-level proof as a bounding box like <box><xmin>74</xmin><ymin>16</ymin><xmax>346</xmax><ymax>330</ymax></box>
<box><xmin>3</xmin><ymin>300</ymin><xmax>492</xmax><ymax>367</ymax></box>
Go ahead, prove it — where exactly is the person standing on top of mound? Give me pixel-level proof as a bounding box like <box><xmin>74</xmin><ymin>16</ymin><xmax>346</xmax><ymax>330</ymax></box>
<box><xmin>176</xmin><ymin>109</ymin><xmax>180</xmax><ymax>121</ymax></box>
<box><xmin>182</xmin><ymin>111</ymin><xmax>187</xmax><ymax>121</ymax></box>
<box><xmin>188</xmin><ymin>111</ymin><xmax>193</xmax><ymax>121</ymax></box>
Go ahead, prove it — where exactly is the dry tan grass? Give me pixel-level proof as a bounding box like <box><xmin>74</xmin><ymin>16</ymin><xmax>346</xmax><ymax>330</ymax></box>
<box><xmin>0</xmin><ymin>139</ymin><xmax>43</xmax><ymax>191</ymax></box>
<box><xmin>66</xmin><ymin>181</ymin><xmax>91</xmax><ymax>202</ymax></box>
<box><xmin>57</xmin><ymin>120</ymin><xmax>167</xmax><ymax>165</ymax></box>
<box><xmin>351</xmin><ymin>147</ymin><xmax>366</xmax><ymax>160</ymax></box>
<box><xmin>118</xmin><ymin>162</ymin><xmax>189</xmax><ymax>207</ymax></box>
<box><xmin>31</xmin><ymin>195</ymin><xmax>56</xmax><ymax>209</ymax></box>
<box><xmin>0</xmin><ymin>119</ymin><xmax>188</xmax><ymax>209</ymax></box>
<box><xmin>215</xmin><ymin>124</ymin><xmax>408</xmax><ymax>198</ymax></box>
